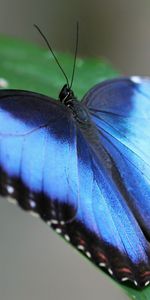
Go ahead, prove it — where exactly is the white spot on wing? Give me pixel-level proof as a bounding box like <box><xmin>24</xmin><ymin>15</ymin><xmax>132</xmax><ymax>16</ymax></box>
<box><xmin>99</xmin><ymin>262</ymin><xmax>106</xmax><ymax>267</ymax></box>
<box><xmin>121</xmin><ymin>277</ymin><xmax>129</xmax><ymax>282</ymax></box>
<box><xmin>130</xmin><ymin>76</ymin><xmax>142</xmax><ymax>84</ymax></box>
<box><xmin>64</xmin><ymin>234</ymin><xmax>70</xmax><ymax>242</ymax></box>
<box><xmin>51</xmin><ymin>219</ymin><xmax>58</xmax><ymax>225</ymax></box>
<box><xmin>6</xmin><ymin>185</ymin><xmax>14</xmax><ymax>194</ymax></box>
<box><xmin>77</xmin><ymin>245</ymin><xmax>85</xmax><ymax>251</ymax></box>
<box><xmin>56</xmin><ymin>228</ymin><xmax>62</xmax><ymax>234</ymax></box>
<box><xmin>108</xmin><ymin>268</ymin><xmax>113</xmax><ymax>275</ymax></box>
<box><xmin>145</xmin><ymin>280</ymin><xmax>150</xmax><ymax>286</ymax></box>
<box><xmin>134</xmin><ymin>280</ymin><xmax>138</xmax><ymax>286</ymax></box>
<box><xmin>29</xmin><ymin>200</ymin><xmax>36</xmax><ymax>208</ymax></box>
<box><xmin>60</xmin><ymin>220</ymin><xmax>65</xmax><ymax>225</ymax></box>
<box><xmin>85</xmin><ymin>251</ymin><xmax>91</xmax><ymax>258</ymax></box>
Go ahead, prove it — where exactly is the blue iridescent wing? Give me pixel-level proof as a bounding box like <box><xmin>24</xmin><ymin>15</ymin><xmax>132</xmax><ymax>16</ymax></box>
<box><xmin>81</xmin><ymin>76</ymin><xmax>150</xmax><ymax>287</ymax></box>
<box><xmin>0</xmin><ymin>90</ymin><xmax>79</xmax><ymax>222</ymax></box>
<box><xmin>1</xmin><ymin>80</ymin><xmax>150</xmax><ymax>289</ymax></box>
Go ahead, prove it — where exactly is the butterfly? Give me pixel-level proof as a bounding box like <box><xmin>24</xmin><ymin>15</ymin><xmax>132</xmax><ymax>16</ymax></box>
<box><xmin>1</xmin><ymin>74</ymin><xmax>150</xmax><ymax>289</ymax></box>
<box><xmin>1</xmin><ymin>22</ymin><xmax>150</xmax><ymax>289</ymax></box>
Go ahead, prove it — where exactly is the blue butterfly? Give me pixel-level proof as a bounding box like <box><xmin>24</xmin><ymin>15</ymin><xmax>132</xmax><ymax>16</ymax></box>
<box><xmin>1</xmin><ymin>74</ymin><xmax>150</xmax><ymax>289</ymax></box>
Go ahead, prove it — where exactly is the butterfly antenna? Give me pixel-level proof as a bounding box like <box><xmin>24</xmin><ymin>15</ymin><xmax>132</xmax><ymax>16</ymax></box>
<box><xmin>69</xmin><ymin>22</ymin><xmax>79</xmax><ymax>89</ymax></box>
<box><xmin>34</xmin><ymin>24</ymin><xmax>70</xmax><ymax>87</ymax></box>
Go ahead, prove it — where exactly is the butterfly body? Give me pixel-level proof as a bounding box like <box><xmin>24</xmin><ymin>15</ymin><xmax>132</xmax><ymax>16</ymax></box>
<box><xmin>1</xmin><ymin>76</ymin><xmax>150</xmax><ymax>288</ymax></box>
<box><xmin>59</xmin><ymin>84</ymin><xmax>90</xmax><ymax>125</ymax></box>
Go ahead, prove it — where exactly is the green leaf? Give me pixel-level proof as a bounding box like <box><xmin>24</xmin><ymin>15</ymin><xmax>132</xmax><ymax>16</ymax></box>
<box><xmin>0</xmin><ymin>35</ymin><xmax>118</xmax><ymax>98</ymax></box>
<box><xmin>0</xmin><ymin>35</ymin><xmax>149</xmax><ymax>300</ymax></box>
<box><xmin>125</xmin><ymin>285</ymin><xmax>150</xmax><ymax>300</ymax></box>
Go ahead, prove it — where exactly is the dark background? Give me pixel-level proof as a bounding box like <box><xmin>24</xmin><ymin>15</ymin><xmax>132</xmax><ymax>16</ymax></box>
<box><xmin>0</xmin><ymin>1</ymin><xmax>149</xmax><ymax>299</ymax></box>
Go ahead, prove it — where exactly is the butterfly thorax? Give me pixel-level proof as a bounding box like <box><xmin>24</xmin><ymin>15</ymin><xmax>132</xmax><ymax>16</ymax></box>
<box><xmin>59</xmin><ymin>84</ymin><xmax>90</xmax><ymax>124</ymax></box>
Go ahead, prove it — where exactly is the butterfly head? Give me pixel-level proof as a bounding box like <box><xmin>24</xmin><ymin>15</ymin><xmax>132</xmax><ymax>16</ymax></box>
<box><xmin>59</xmin><ymin>84</ymin><xmax>76</xmax><ymax>105</ymax></box>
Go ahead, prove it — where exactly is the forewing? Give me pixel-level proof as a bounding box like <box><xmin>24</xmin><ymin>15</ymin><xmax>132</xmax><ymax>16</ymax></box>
<box><xmin>82</xmin><ymin>77</ymin><xmax>150</xmax><ymax>177</ymax></box>
<box><xmin>0</xmin><ymin>90</ymin><xmax>79</xmax><ymax>222</ymax></box>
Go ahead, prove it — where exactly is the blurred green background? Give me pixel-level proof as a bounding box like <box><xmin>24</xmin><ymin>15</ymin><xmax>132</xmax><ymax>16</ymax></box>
<box><xmin>1</xmin><ymin>0</ymin><xmax>150</xmax><ymax>75</ymax></box>
<box><xmin>0</xmin><ymin>1</ymin><xmax>150</xmax><ymax>300</ymax></box>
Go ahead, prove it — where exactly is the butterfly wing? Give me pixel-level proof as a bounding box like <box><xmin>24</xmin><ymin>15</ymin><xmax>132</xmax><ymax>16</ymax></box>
<box><xmin>0</xmin><ymin>90</ymin><xmax>79</xmax><ymax>222</ymax></box>
<box><xmin>1</xmin><ymin>82</ymin><xmax>150</xmax><ymax>289</ymax></box>
<box><xmin>80</xmin><ymin>77</ymin><xmax>150</xmax><ymax>287</ymax></box>
<box><xmin>82</xmin><ymin>76</ymin><xmax>150</xmax><ymax>177</ymax></box>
